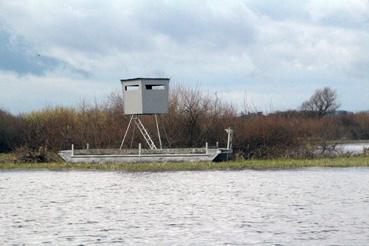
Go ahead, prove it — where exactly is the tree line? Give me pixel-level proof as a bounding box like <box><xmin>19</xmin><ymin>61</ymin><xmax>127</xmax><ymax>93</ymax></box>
<box><xmin>1</xmin><ymin>86</ymin><xmax>368</xmax><ymax>159</ymax></box>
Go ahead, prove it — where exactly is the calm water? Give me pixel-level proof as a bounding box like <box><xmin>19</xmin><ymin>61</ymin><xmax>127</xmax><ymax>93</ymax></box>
<box><xmin>337</xmin><ymin>143</ymin><xmax>369</xmax><ymax>154</ymax></box>
<box><xmin>1</xmin><ymin>169</ymin><xmax>369</xmax><ymax>245</ymax></box>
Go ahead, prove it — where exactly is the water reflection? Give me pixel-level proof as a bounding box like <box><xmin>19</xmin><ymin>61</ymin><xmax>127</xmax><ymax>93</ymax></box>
<box><xmin>1</xmin><ymin>169</ymin><xmax>369</xmax><ymax>245</ymax></box>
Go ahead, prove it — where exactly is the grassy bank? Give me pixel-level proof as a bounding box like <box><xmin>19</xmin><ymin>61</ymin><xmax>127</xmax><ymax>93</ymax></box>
<box><xmin>0</xmin><ymin>153</ymin><xmax>369</xmax><ymax>172</ymax></box>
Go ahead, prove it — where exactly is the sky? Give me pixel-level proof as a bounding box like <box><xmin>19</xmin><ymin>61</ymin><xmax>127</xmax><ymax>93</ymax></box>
<box><xmin>0</xmin><ymin>0</ymin><xmax>368</xmax><ymax>113</ymax></box>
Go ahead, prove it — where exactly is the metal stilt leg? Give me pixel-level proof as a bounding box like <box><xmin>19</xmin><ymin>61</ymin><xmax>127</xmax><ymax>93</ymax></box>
<box><xmin>120</xmin><ymin>114</ymin><xmax>134</xmax><ymax>150</ymax></box>
<box><xmin>155</xmin><ymin>114</ymin><xmax>162</xmax><ymax>150</ymax></box>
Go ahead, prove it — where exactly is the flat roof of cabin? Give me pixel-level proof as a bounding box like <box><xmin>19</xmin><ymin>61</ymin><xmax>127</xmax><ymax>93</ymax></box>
<box><xmin>120</xmin><ymin>78</ymin><xmax>170</xmax><ymax>82</ymax></box>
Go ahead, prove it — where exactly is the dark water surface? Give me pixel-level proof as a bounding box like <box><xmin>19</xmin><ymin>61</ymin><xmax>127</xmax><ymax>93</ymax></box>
<box><xmin>1</xmin><ymin>168</ymin><xmax>369</xmax><ymax>245</ymax></box>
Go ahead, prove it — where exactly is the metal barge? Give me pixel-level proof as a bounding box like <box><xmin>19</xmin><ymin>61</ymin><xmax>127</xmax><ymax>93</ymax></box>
<box><xmin>59</xmin><ymin>146</ymin><xmax>233</xmax><ymax>164</ymax></box>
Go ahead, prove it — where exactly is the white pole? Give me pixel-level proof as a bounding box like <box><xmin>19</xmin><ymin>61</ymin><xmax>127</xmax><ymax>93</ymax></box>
<box><xmin>227</xmin><ymin>132</ymin><xmax>230</xmax><ymax>149</ymax></box>
<box><xmin>138</xmin><ymin>143</ymin><xmax>142</xmax><ymax>156</ymax></box>
<box><xmin>225</xmin><ymin>127</ymin><xmax>233</xmax><ymax>150</ymax></box>
<box><xmin>206</xmin><ymin>142</ymin><xmax>208</xmax><ymax>154</ymax></box>
<box><xmin>71</xmin><ymin>144</ymin><xmax>74</xmax><ymax>157</ymax></box>
<box><xmin>155</xmin><ymin>114</ymin><xmax>162</xmax><ymax>150</ymax></box>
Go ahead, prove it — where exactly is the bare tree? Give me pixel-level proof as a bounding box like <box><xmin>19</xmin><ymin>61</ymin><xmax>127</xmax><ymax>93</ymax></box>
<box><xmin>301</xmin><ymin>87</ymin><xmax>340</xmax><ymax>117</ymax></box>
<box><xmin>240</xmin><ymin>91</ymin><xmax>259</xmax><ymax>117</ymax></box>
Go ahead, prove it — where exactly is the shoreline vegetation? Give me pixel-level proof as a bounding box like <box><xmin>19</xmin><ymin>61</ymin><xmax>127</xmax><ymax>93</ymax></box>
<box><xmin>1</xmin><ymin>86</ymin><xmax>369</xmax><ymax>161</ymax></box>
<box><xmin>1</xmin><ymin>154</ymin><xmax>369</xmax><ymax>172</ymax></box>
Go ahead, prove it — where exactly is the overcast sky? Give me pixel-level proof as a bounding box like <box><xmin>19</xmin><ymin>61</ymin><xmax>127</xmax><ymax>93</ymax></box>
<box><xmin>0</xmin><ymin>0</ymin><xmax>368</xmax><ymax>113</ymax></box>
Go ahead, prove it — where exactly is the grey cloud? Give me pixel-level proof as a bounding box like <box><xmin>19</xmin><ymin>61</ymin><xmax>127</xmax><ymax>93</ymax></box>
<box><xmin>0</xmin><ymin>27</ymin><xmax>90</xmax><ymax>76</ymax></box>
<box><xmin>1</xmin><ymin>1</ymin><xmax>367</xmax><ymax>80</ymax></box>
<box><xmin>138</xmin><ymin>1</ymin><xmax>257</xmax><ymax>48</ymax></box>
<box><xmin>245</xmin><ymin>0</ymin><xmax>310</xmax><ymax>21</ymax></box>
<box><xmin>310</xmin><ymin>10</ymin><xmax>369</xmax><ymax>30</ymax></box>
<box><xmin>0</xmin><ymin>29</ymin><xmax>57</xmax><ymax>75</ymax></box>
<box><xmin>305</xmin><ymin>1</ymin><xmax>369</xmax><ymax>30</ymax></box>
<box><xmin>0</xmin><ymin>1</ymin><xmax>258</xmax><ymax>56</ymax></box>
<box><xmin>45</xmin><ymin>14</ymin><xmax>151</xmax><ymax>54</ymax></box>
<box><xmin>0</xmin><ymin>0</ymin><xmax>369</xmax><ymax>112</ymax></box>
<box><xmin>245</xmin><ymin>0</ymin><xmax>369</xmax><ymax>31</ymax></box>
<box><xmin>0</xmin><ymin>1</ymin><xmax>152</xmax><ymax>55</ymax></box>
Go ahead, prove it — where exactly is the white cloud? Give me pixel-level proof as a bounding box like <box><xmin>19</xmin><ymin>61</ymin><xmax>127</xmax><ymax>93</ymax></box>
<box><xmin>306</xmin><ymin>0</ymin><xmax>369</xmax><ymax>25</ymax></box>
<box><xmin>0</xmin><ymin>0</ymin><xmax>368</xmax><ymax>112</ymax></box>
<box><xmin>0</xmin><ymin>71</ymin><xmax>116</xmax><ymax>113</ymax></box>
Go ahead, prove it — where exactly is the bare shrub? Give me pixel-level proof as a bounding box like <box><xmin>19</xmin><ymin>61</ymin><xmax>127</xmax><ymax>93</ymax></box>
<box><xmin>0</xmin><ymin>109</ymin><xmax>25</xmax><ymax>152</ymax></box>
<box><xmin>14</xmin><ymin>146</ymin><xmax>61</xmax><ymax>163</ymax></box>
<box><xmin>1</xmin><ymin>85</ymin><xmax>368</xmax><ymax>160</ymax></box>
<box><xmin>161</xmin><ymin>84</ymin><xmax>236</xmax><ymax>148</ymax></box>
<box><xmin>233</xmin><ymin>115</ymin><xmax>301</xmax><ymax>159</ymax></box>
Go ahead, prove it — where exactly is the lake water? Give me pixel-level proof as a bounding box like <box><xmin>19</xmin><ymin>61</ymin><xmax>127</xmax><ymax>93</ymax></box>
<box><xmin>336</xmin><ymin>143</ymin><xmax>369</xmax><ymax>154</ymax></box>
<box><xmin>1</xmin><ymin>169</ymin><xmax>369</xmax><ymax>245</ymax></box>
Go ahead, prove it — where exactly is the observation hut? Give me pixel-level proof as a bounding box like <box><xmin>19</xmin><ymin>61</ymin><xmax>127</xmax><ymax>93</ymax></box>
<box><xmin>119</xmin><ymin>78</ymin><xmax>169</xmax><ymax>150</ymax></box>
<box><xmin>122</xmin><ymin>78</ymin><xmax>169</xmax><ymax>115</ymax></box>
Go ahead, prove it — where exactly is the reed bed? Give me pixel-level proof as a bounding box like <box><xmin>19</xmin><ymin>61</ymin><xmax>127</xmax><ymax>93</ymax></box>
<box><xmin>1</xmin><ymin>154</ymin><xmax>368</xmax><ymax>172</ymax></box>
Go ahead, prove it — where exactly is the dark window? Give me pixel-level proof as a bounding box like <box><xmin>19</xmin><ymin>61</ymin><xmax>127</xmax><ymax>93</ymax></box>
<box><xmin>146</xmin><ymin>84</ymin><xmax>165</xmax><ymax>90</ymax></box>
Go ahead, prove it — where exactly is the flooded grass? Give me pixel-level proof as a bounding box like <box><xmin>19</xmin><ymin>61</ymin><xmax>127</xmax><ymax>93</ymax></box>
<box><xmin>0</xmin><ymin>153</ymin><xmax>17</xmax><ymax>163</ymax></box>
<box><xmin>0</xmin><ymin>153</ymin><xmax>369</xmax><ymax>171</ymax></box>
